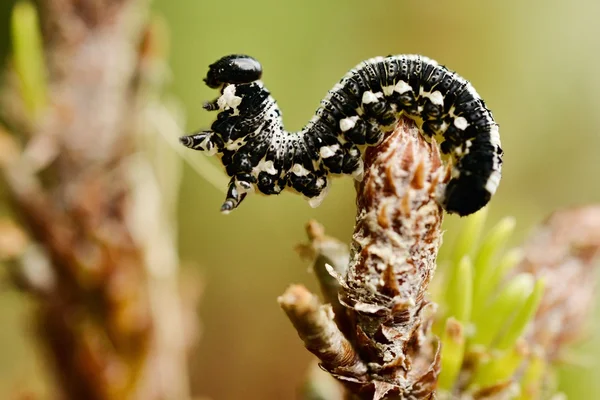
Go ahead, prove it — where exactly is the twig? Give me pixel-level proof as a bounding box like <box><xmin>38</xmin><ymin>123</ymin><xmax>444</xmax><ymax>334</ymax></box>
<box><xmin>279</xmin><ymin>285</ymin><xmax>368</xmax><ymax>385</ymax></box>
<box><xmin>282</xmin><ymin>117</ymin><xmax>447</xmax><ymax>399</ymax></box>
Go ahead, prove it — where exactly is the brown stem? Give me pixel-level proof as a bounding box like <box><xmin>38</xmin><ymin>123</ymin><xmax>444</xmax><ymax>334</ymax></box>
<box><xmin>283</xmin><ymin>117</ymin><xmax>448</xmax><ymax>400</ymax></box>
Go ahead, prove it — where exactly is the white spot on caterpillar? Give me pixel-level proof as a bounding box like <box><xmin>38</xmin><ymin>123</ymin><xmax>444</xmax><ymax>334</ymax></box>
<box><xmin>382</xmin><ymin>85</ymin><xmax>394</xmax><ymax>96</ymax></box>
<box><xmin>339</xmin><ymin>116</ymin><xmax>358</xmax><ymax>132</ymax></box>
<box><xmin>454</xmin><ymin>116</ymin><xmax>469</xmax><ymax>130</ymax></box>
<box><xmin>225</xmin><ymin>137</ymin><xmax>245</xmax><ymax>151</ymax></box>
<box><xmin>394</xmin><ymin>80</ymin><xmax>412</xmax><ymax>94</ymax></box>
<box><xmin>218</xmin><ymin>85</ymin><xmax>242</xmax><ymax>111</ymax></box>
<box><xmin>429</xmin><ymin>91</ymin><xmax>444</xmax><ymax>106</ymax></box>
<box><xmin>485</xmin><ymin>170</ymin><xmax>501</xmax><ymax>194</ymax></box>
<box><xmin>453</xmin><ymin>139</ymin><xmax>472</xmax><ymax>157</ymax></box>
<box><xmin>489</xmin><ymin>124</ymin><xmax>501</xmax><ymax>147</ymax></box>
<box><xmin>256</xmin><ymin>159</ymin><xmax>277</xmax><ymax>175</ymax></box>
<box><xmin>362</xmin><ymin>91</ymin><xmax>378</xmax><ymax>104</ymax></box>
<box><xmin>291</xmin><ymin>163</ymin><xmax>310</xmax><ymax>176</ymax></box>
<box><xmin>461</xmin><ymin>139</ymin><xmax>473</xmax><ymax>156</ymax></box>
<box><xmin>489</xmin><ymin>125</ymin><xmax>502</xmax><ymax>172</ymax></box>
<box><xmin>320</xmin><ymin>145</ymin><xmax>339</xmax><ymax>158</ymax></box>
<box><xmin>451</xmin><ymin>166</ymin><xmax>461</xmax><ymax>179</ymax></box>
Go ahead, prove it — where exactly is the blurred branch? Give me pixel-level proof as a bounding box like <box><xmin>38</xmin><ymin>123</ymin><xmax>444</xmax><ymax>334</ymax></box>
<box><xmin>0</xmin><ymin>1</ymin><xmax>194</xmax><ymax>399</ymax></box>
<box><xmin>515</xmin><ymin>206</ymin><xmax>600</xmax><ymax>361</ymax></box>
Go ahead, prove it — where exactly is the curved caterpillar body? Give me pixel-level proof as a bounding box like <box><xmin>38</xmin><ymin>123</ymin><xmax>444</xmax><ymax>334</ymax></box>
<box><xmin>180</xmin><ymin>54</ymin><xmax>503</xmax><ymax>216</ymax></box>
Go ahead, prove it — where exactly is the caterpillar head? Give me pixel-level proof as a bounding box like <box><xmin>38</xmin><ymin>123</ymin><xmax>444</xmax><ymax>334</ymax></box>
<box><xmin>442</xmin><ymin>175</ymin><xmax>493</xmax><ymax>217</ymax></box>
<box><xmin>204</xmin><ymin>54</ymin><xmax>263</xmax><ymax>89</ymax></box>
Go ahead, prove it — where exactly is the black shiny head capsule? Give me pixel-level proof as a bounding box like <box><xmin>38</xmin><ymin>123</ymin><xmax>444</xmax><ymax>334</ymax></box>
<box><xmin>203</xmin><ymin>55</ymin><xmax>263</xmax><ymax>88</ymax></box>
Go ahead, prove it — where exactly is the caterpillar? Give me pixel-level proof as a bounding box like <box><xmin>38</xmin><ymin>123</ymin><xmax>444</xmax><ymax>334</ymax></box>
<box><xmin>180</xmin><ymin>54</ymin><xmax>503</xmax><ymax>216</ymax></box>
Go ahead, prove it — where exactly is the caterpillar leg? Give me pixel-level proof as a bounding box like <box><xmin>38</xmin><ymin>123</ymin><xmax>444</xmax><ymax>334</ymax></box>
<box><xmin>220</xmin><ymin>177</ymin><xmax>248</xmax><ymax>214</ymax></box>
<box><xmin>442</xmin><ymin>176</ymin><xmax>491</xmax><ymax>217</ymax></box>
<box><xmin>179</xmin><ymin>131</ymin><xmax>221</xmax><ymax>155</ymax></box>
<box><xmin>256</xmin><ymin>171</ymin><xmax>283</xmax><ymax>195</ymax></box>
<box><xmin>203</xmin><ymin>98</ymin><xmax>221</xmax><ymax>111</ymax></box>
<box><xmin>338</xmin><ymin>116</ymin><xmax>385</xmax><ymax>147</ymax></box>
<box><xmin>341</xmin><ymin>117</ymin><xmax>367</xmax><ymax>144</ymax></box>
<box><xmin>341</xmin><ymin>144</ymin><xmax>364</xmax><ymax>181</ymax></box>
<box><xmin>361</xmin><ymin>90</ymin><xmax>396</xmax><ymax>126</ymax></box>
<box><xmin>365</xmin><ymin>119</ymin><xmax>385</xmax><ymax>145</ymax></box>
<box><xmin>320</xmin><ymin>144</ymin><xmax>345</xmax><ymax>174</ymax></box>
<box><xmin>305</xmin><ymin>175</ymin><xmax>330</xmax><ymax>208</ymax></box>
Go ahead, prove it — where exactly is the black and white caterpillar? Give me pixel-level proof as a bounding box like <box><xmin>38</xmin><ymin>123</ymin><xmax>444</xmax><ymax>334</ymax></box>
<box><xmin>180</xmin><ymin>54</ymin><xmax>503</xmax><ymax>216</ymax></box>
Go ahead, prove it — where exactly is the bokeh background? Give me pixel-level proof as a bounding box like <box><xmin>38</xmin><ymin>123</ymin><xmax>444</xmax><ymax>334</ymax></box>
<box><xmin>1</xmin><ymin>0</ymin><xmax>600</xmax><ymax>398</ymax></box>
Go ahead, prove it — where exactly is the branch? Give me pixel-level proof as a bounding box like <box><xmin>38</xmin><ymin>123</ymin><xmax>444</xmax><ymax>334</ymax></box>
<box><xmin>0</xmin><ymin>1</ymin><xmax>193</xmax><ymax>399</ymax></box>
<box><xmin>516</xmin><ymin>205</ymin><xmax>600</xmax><ymax>361</ymax></box>
<box><xmin>282</xmin><ymin>117</ymin><xmax>448</xmax><ymax>399</ymax></box>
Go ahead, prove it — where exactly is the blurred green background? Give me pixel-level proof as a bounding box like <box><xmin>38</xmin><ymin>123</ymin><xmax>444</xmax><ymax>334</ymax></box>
<box><xmin>1</xmin><ymin>0</ymin><xmax>600</xmax><ymax>398</ymax></box>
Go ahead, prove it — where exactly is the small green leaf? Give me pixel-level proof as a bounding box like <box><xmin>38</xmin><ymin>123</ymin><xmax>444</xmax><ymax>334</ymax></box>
<box><xmin>471</xmin><ymin>273</ymin><xmax>534</xmax><ymax>348</ymax></box>
<box><xmin>518</xmin><ymin>353</ymin><xmax>546</xmax><ymax>400</ymax></box>
<box><xmin>496</xmin><ymin>278</ymin><xmax>545</xmax><ymax>350</ymax></box>
<box><xmin>439</xmin><ymin>318</ymin><xmax>466</xmax><ymax>391</ymax></box>
<box><xmin>452</xmin><ymin>207</ymin><xmax>488</xmax><ymax>266</ymax></box>
<box><xmin>472</xmin><ymin>217</ymin><xmax>516</xmax><ymax>316</ymax></box>
<box><xmin>478</xmin><ymin>248</ymin><xmax>523</xmax><ymax>305</ymax></box>
<box><xmin>11</xmin><ymin>0</ymin><xmax>47</xmax><ymax>117</ymax></box>
<box><xmin>471</xmin><ymin>343</ymin><xmax>526</xmax><ymax>388</ymax></box>
<box><xmin>445</xmin><ymin>256</ymin><xmax>473</xmax><ymax>323</ymax></box>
